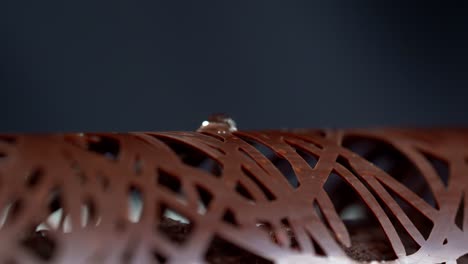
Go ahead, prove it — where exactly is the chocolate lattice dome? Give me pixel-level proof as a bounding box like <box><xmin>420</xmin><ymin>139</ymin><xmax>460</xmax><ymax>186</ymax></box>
<box><xmin>0</xmin><ymin>126</ymin><xmax>467</xmax><ymax>263</ymax></box>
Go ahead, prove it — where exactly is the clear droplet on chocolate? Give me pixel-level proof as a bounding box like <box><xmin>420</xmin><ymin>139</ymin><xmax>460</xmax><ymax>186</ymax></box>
<box><xmin>198</xmin><ymin>114</ymin><xmax>237</xmax><ymax>133</ymax></box>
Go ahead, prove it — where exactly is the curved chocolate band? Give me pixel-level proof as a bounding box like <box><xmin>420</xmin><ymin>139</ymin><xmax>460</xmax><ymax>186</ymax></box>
<box><xmin>0</xmin><ymin>127</ymin><xmax>467</xmax><ymax>263</ymax></box>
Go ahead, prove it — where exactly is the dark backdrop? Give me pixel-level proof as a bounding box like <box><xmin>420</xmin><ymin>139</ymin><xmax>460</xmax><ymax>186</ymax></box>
<box><xmin>1</xmin><ymin>2</ymin><xmax>467</xmax><ymax>132</ymax></box>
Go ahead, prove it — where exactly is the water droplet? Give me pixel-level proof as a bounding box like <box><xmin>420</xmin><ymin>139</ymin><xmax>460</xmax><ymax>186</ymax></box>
<box><xmin>198</xmin><ymin>114</ymin><xmax>237</xmax><ymax>133</ymax></box>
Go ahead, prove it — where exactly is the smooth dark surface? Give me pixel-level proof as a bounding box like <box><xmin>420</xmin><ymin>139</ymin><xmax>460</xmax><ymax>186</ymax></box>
<box><xmin>1</xmin><ymin>2</ymin><xmax>467</xmax><ymax>132</ymax></box>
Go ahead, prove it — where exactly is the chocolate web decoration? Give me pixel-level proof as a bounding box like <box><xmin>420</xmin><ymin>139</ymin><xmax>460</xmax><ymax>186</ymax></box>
<box><xmin>0</xmin><ymin>125</ymin><xmax>467</xmax><ymax>263</ymax></box>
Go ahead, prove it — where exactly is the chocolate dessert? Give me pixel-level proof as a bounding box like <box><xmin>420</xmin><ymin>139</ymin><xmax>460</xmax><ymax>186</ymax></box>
<box><xmin>0</xmin><ymin>123</ymin><xmax>467</xmax><ymax>263</ymax></box>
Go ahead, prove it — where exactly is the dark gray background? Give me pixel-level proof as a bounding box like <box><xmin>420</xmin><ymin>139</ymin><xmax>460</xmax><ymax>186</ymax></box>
<box><xmin>1</xmin><ymin>1</ymin><xmax>467</xmax><ymax>132</ymax></box>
